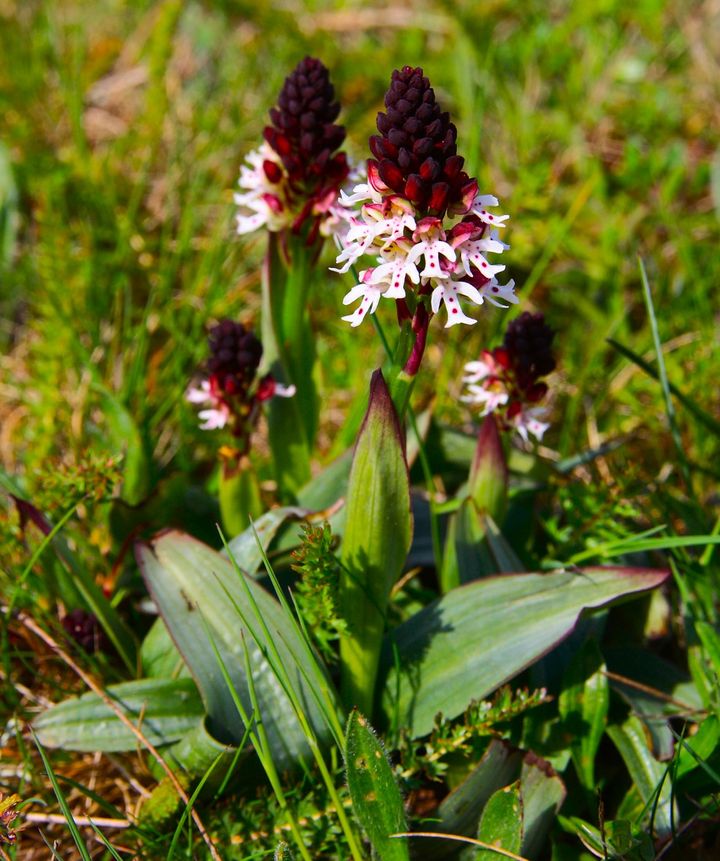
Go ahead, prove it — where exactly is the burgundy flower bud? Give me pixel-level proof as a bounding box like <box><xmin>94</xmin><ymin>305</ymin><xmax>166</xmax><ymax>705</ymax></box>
<box><xmin>61</xmin><ymin>609</ymin><xmax>107</xmax><ymax>654</ymax></box>
<box><xmin>503</xmin><ymin>312</ymin><xmax>556</xmax><ymax>392</ymax></box>
<box><xmin>368</xmin><ymin>66</ymin><xmax>473</xmax><ymax>217</ymax></box>
<box><xmin>264</xmin><ymin>57</ymin><xmax>349</xmax><ymax>194</ymax></box>
<box><xmin>207</xmin><ymin>320</ymin><xmax>263</xmax><ymax>399</ymax></box>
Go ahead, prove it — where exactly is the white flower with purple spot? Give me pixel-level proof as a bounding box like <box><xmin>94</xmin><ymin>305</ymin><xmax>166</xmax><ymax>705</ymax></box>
<box><xmin>332</xmin><ymin>180</ymin><xmax>515</xmax><ymax>328</ymax></box>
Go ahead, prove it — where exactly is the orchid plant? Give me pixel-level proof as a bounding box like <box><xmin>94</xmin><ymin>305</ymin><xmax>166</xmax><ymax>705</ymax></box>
<box><xmin>30</xmin><ymin>60</ymin><xmax>678</xmax><ymax>861</ymax></box>
<box><xmin>233</xmin><ymin>57</ymin><xmax>350</xmax><ymax>498</ymax></box>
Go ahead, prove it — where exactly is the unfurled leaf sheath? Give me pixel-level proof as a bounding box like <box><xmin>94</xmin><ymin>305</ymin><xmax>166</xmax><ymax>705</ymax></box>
<box><xmin>469</xmin><ymin>414</ymin><xmax>508</xmax><ymax>522</ymax></box>
<box><xmin>340</xmin><ymin>370</ymin><xmax>413</xmax><ymax>717</ymax></box>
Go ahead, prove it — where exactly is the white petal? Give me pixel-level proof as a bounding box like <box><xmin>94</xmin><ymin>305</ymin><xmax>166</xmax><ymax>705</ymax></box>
<box><xmin>198</xmin><ymin>408</ymin><xmax>228</xmax><ymax>431</ymax></box>
<box><xmin>482</xmin><ymin>278</ymin><xmax>519</xmax><ymax>308</ymax></box>
<box><xmin>472</xmin><ymin>207</ymin><xmax>510</xmax><ymax>227</ymax></box>
<box><xmin>341</xmin><ymin>285</ymin><xmax>383</xmax><ymax>327</ymax></box>
<box><xmin>274</xmin><ymin>383</ymin><xmax>296</xmax><ymax>398</ymax></box>
<box><xmin>431</xmin><ymin>283</ymin><xmax>478</xmax><ymax>327</ymax></box>
<box><xmin>342</xmin><ymin>283</ymin><xmax>369</xmax><ymax>306</ymax></box>
<box><xmin>186</xmin><ymin>381</ymin><xmax>211</xmax><ymax>404</ymax></box>
<box><xmin>462</xmin><ymin>360</ymin><xmax>491</xmax><ymax>383</ymax></box>
<box><xmin>473</xmin><ymin>193</ymin><xmax>500</xmax><ymax>207</ymax></box>
<box><xmin>454</xmin><ymin>280</ymin><xmax>485</xmax><ymax>306</ymax></box>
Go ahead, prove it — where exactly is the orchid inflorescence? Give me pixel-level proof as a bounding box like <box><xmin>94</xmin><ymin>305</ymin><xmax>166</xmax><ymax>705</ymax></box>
<box><xmin>332</xmin><ymin>65</ymin><xmax>517</xmax><ymax>338</ymax></box>
<box><xmin>235</xmin><ymin>57</ymin><xmax>349</xmax><ymax>244</ymax></box>
<box><xmin>462</xmin><ymin>312</ymin><xmax>556</xmax><ymax>442</ymax></box>
<box><xmin>187</xmin><ymin>320</ymin><xmax>294</xmax><ymax>444</ymax></box>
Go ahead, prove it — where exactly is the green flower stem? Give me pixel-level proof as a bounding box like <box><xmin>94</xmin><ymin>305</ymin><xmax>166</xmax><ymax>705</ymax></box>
<box><xmin>262</xmin><ymin>236</ymin><xmax>312</xmax><ymax>499</ymax></box>
<box><xmin>218</xmin><ymin>453</ymin><xmax>263</xmax><ymax>537</ymax></box>
<box><xmin>281</xmin><ymin>240</ymin><xmax>318</xmax><ymax>447</ymax></box>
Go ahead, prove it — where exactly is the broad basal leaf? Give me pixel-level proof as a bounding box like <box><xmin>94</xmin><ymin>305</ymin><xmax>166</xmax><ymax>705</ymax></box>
<box><xmin>137</xmin><ymin>531</ymin><xmax>335</xmax><ymax>771</ymax></box>
<box><xmin>33</xmin><ymin>678</ymin><xmax>203</xmax><ymax>752</ymax></box>
<box><xmin>382</xmin><ymin>567</ymin><xmax>668</xmax><ymax>737</ymax></box>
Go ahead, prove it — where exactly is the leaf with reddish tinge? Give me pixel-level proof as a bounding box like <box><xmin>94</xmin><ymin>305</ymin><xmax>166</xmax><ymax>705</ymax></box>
<box><xmin>382</xmin><ymin>566</ymin><xmax>669</xmax><ymax>738</ymax></box>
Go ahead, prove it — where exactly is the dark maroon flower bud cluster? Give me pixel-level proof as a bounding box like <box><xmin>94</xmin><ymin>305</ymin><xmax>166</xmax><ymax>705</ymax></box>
<box><xmin>207</xmin><ymin>320</ymin><xmax>263</xmax><ymax>399</ymax></box>
<box><xmin>61</xmin><ymin>609</ymin><xmax>107</xmax><ymax>654</ymax></box>
<box><xmin>189</xmin><ymin>320</ymin><xmax>293</xmax><ymax>446</ymax></box>
<box><xmin>501</xmin><ymin>312</ymin><xmax>556</xmax><ymax>400</ymax></box>
<box><xmin>264</xmin><ymin>57</ymin><xmax>349</xmax><ymax>197</ymax></box>
<box><xmin>493</xmin><ymin>312</ymin><xmax>556</xmax><ymax>407</ymax></box>
<box><xmin>369</xmin><ymin>66</ymin><xmax>476</xmax><ymax>218</ymax></box>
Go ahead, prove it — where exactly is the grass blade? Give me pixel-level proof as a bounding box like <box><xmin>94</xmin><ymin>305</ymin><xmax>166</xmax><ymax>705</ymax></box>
<box><xmin>30</xmin><ymin>728</ymin><xmax>93</xmax><ymax>861</ymax></box>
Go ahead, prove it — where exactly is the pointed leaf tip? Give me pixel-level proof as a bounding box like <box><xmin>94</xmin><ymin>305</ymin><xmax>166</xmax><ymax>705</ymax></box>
<box><xmin>362</xmin><ymin>368</ymin><xmax>405</xmax><ymax>450</ymax></box>
<box><xmin>471</xmin><ymin>414</ymin><xmax>507</xmax><ymax>485</ymax></box>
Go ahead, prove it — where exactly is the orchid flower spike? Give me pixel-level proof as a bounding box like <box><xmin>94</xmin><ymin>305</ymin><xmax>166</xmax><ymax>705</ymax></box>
<box><xmin>462</xmin><ymin>312</ymin><xmax>556</xmax><ymax>443</ymax></box>
<box><xmin>332</xmin><ymin>65</ymin><xmax>518</xmax><ymax>335</ymax></box>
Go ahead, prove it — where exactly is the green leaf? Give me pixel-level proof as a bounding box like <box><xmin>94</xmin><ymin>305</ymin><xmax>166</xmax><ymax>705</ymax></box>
<box><xmin>32</xmin><ymin>679</ymin><xmax>203</xmax><ymax>752</ymax></box>
<box><xmin>345</xmin><ymin>710</ymin><xmax>409</xmax><ymax>861</ymax></box>
<box><xmin>140</xmin><ymin>617</ymin><xmax>189</xmax><ymax>679</ymax></box>
<box><xmin>558</xmin><ymin>639</ymin><xmax>609</xmax><ymax>790</ymax></box>
<box><xmin>605</xmin><ymin>647</ymin><xmax>699</xmax><ymax>761</ymax></box>
<box><xmin>482</xmin><ymin>516</ymin><xmax>525</xmax><ymax>574</ymax></box>
<box><xmin>98</xmin><ymin>388</ymin><xmax>151</xmax><ymax>506</ymax></box>
<box><xmin>694</xmin><ymin>619</ymin><xmax>720</xmax><ymax>680</ymax></box>
<box><xmin>261</xmin><ymin>235</ymin><xmax>313</xmax><ymax>498</ymax></box>
<box><xmin>165</xmin><ymin>717</ymin><xmax>251</xmax><ymax>784</ymax></box>
<box><xmin>675</xmin><ymin>714</ymin><xmax>720</xmax><ymax>781</ymax></box>
<box><xmin>557</xmin><ymin>816</ymin><xmax>609</xmax><ymax>858</ymax></box>
<box><xmin>296</xmin><ymin>450</ymin><xmax>352</xmax><ymax>511</ymax></box>
<box><xmin>382</xmin><ymin>566</ymin><xmax>668</xmax><ymax>738</ymax></box>
<box><xmin>474</xmin><ymin>781</ymin><xmax>523</xmax><ymax>861</ymax></box>
<box><xmin>434</xmin><ymin>740</ymin><xmax>523</xmax><ymax>859</ymax></box>
<box><xmin>224</xmin><ymin>505</ymin><xmax>307</xmax><ymax>576</ymax></box>
<box><xmin>31</xmin><ymin>729</ymin><xmax>93</xmax><ymax>861</ymax></box>
<box><xmin>606</xmin><ymin>716</ymin><xmax>674</xmax><ymax>837</ymax></box>
<box><xmin>558</xmin><ymin>816</ymin><xmax>653</xmax><ymax>861</ymax></box>
<box><xmin>519</xmin><ymin>754</ymin><xmax>566</xmax><ymax>859</ymax></box>
<box><xmin>440</xmin><ymin>418</ymin><xmax>516</xmax><ymax>592</ymax></box>
<box><xmin>137</xmin><ymin>531</ymin><xmax>333</xmax><ymax>770</ymax></box>
<box><xmin>340</xmin><ymin>370</ymin><xmax>412</xmax><ymax>715</ymax></box>
<box><xmin>468</xmin><ymin>415</ymin><xmax>508</xmax><ymax>523</ymax></box>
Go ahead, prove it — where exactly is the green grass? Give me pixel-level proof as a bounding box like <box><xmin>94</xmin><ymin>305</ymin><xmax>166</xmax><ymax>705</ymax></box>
<box><xmin>1</xmin><ymin>0</ymin><xmax>719</xmax><ymax>858</ymax></box>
